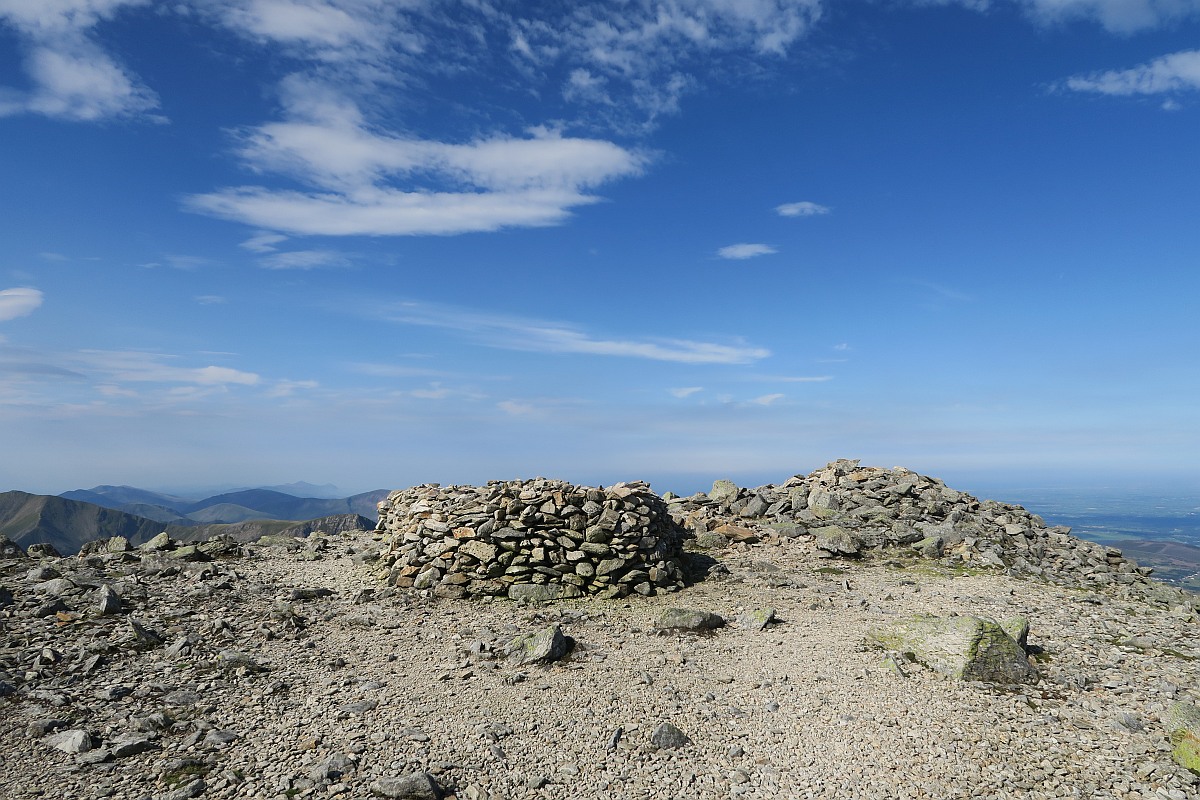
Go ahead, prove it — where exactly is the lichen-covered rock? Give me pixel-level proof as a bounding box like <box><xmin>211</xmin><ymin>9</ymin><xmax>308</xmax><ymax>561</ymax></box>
<box><xmin>0</xmin><ymin>535</ymin><xmax>26</xmax><ymax>559</ymax></box>
<box><xmin>708</xmin><ymin>479</ymin><xmax>740</xmax><ymax>505</ymax></box>
<box><xmin>1000</xmin><ymin>616</ymin><xmax>1030</xmax><ymax>650</ymax></box>
<box><xmin>812</xmin><ymin>525</ymin><xmax>860</xmax><ymax>557</ymax></box>
<box><xmin>370</xmin><ymin>772</ymin><xmax>443</xmax><ymax>799</ymax></box>
<box><xmin>738</xmin><ymin>608</ymin><xmax>776</xmax><ymax>631</ymax></box>
<box><xmin>1165</xmin><ymin>701</ymin><xmax>1200</xmax><ymax>774</ymax></box>
<box><xmin>867</xmin><ymin>614</ymin><xmax>1038</xmax><ymax>684</ymax></box>
<box><xmin>26</xmin><ymin>543</ymin><xmax>61</xmax><ymax>558</ymax></box>
<box><xmin>653</xmin><ymin>608</ymin><xmax>725</xmax><ymax>632</ymax></box>
<box><xmin>505</xmin><ymin>624</ymin><xmax>574</xmax><ymax>666</ymax></box>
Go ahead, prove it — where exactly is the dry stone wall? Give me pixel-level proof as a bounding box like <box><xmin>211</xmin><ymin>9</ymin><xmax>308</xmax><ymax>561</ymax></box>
<box><xmin>374</xmin><ymin>478</ymin><xmax>687</xmax><ymax>600</ymax></box>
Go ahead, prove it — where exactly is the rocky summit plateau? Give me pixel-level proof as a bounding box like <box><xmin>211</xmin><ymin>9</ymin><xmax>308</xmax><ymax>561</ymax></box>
<box><xmin>2</xmin><ymin>460</ymin><xmax>1199</xmax><ymax>800</ymax></box>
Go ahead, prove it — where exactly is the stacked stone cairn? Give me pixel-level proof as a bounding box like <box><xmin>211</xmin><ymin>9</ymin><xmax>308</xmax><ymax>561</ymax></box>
<box><xmin>375</xmin><ymin>478</ymin><xmax>687</xmax><ymax>600</ymax></box>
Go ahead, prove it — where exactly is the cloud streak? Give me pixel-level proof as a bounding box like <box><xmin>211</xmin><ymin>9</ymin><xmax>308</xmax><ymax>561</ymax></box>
<box><xmin>776</xmin><ymin>200</ymin><xmax>829</xmax><ymax>217</ymax></box>
<box><xmin>385</xmin><ymin>302</ymin><xmax>770</xmax><ymax>365</ymax></box>
<box><xmin>1062</xmin><ymin>49</ymin><xmax>1200</xmax><ymax>95</ymax></box>
<box><xmin>0</xmin><ymin>287</ymin><xmax>43</xmax><ymax>321</ymax></box>
<box><xmin>718</xmin><ymin>243</ymin><xmax>777</xmax><ymax>260</ymax></box>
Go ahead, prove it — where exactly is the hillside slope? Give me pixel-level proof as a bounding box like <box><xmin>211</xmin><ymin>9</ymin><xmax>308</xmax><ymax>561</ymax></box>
<box><xmin>0</xmin><ymin>491</ymin><xmax>165</xmax><ymax>554</ymax></box>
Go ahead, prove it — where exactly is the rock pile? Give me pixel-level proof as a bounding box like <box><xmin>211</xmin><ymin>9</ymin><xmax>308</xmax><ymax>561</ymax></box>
<box><xmin>374</xmin><ymin>479</ymin><xmax>687</xmax><ymax>600</ymax></box>
<box><xmin>669</xmin><ymin>459</ymin><xmax>1192</xmax><ymax>608</ymax></box>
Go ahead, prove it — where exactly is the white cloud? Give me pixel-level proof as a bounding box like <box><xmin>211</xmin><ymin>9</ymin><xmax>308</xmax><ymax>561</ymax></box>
<box><xmin>1062</xmin><ymin>49</ymin><xmax>1200</xmax><ymax>95</ymax></box>
<box><xmin>264</xmin><ymin>378</ymin><xmax>319</xmax><ymax>397</ymax></box>
<box><xmin>1016</xmin><ymin>0</ymin><xmax>1200</xmax><ymax>33</ymax></box>
<box><xmin>776</xmin><ymin>200</ymin><xmax>830</xmax><ymax>217</ymax></box>
<box><xmin>95</xmin><ymin>383</ymin><xmax>138</xmax><ymax>398</ymax></box>
<box><xmin>195</xmin><ymin>295</ymin><xmax>227</xmax><ymax>304</ymax></box>
<box><xmin>718</xmin><ymin>243</ymin><xmax>777</xmax><ymax>260</ymax></box>
<box><xmin>349</xmin><ymin>362</ymin><xmax>450</xmax><ymax>379</ymax></box>
<box><xmin>671</xmin><ymin>386</ymin><xmax>704</xmax><ymax>398</ymax></box>
<box><xmin>164</xmin><ymin>255</ymin><xmax>214</xmax><ymax>270</ymax></box>
<box><xmin>204</xmin><ymin>0</ymin><xmax>425</xmax><ymax>71</ymax></box>
<box><xmin>385</xmin><ymin>301</ymin><xmax>770</xmax><ymax>365</ymax></box>
<box><xmin>498</xmin><ymin>399</ymin><xmax>537</xmax><ymax>416</ymax></box>
<box><xmin>220</xmin><ymin>0</ymin><xmax>383</xmax><ymax>51</ymax></box>
<box><xmin>0</xmin><ymin>287</ymin><xmax>43</xmax><ymax>321</ymax></box>
<box><xmin>185</xmin><ymin>81</ymin><xmax>648</xmax><ymax>236</ymax></box>
<box><xmin>776</xmin><ymin>375</ymin><xmax>832</xmax><ymax>383</ymax></box>
<box><xmin>751</xmin><ymin>392</ymin><xmax>785</xmax><ymax>405</ymax></box>
<box><xmin>239</xmin><ymin>231</ymin><xmax>289</xmax><ymax>252</ymax></box>
<box><xmin>0</xmin><ymin>0</ymin><xmax>160</xmax><ymax>121</ymax></box>
<box><xmin>260</xmin><ymin>249</ymin><xmax>350</xmax><ymax>269</ymax></box>
<box><xmin>925</xmin><ymin>0</ymin><xmax>1200</xmax><ymax>32</ymax></box>
<box><xmin>74</xmin><ymin>350</ymin><xmax>261</xmax><ymax>386</ymax></box>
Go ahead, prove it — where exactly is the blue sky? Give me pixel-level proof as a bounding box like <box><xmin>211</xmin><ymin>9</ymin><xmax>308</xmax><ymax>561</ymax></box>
<box><xmin>1</xmin><ymin>0</ymin><xmax>1198</xmax><ymax>498</ymax></box>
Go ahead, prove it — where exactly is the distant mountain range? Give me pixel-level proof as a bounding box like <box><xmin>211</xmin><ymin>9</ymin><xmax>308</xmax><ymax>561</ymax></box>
<box><xmin>59</xmin><ymin>484</ymin><xmax>389</xmax><ymax>525</ymax></box>
<box><xmin>1</xmin><ymin>482</ymin><xmax>388</xmax><ymax>556</ymax></box>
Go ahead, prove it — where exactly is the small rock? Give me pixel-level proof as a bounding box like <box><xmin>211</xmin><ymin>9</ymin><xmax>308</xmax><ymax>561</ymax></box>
<box><xmin>369</xmin><ymin>772</ymin><xmax>444</xmax><ymax>799</ymax></box>
<box><xmin>202</xmin><ymin>729</ymin><xmax>239</xmax><ymax>749</ymax></box>
<box><xmin>140</xmin><ymin>532</ymin><xmax>173</xmax><ymax>551</ymax></box>
<box><xmin>653</xmin><ymin>608</ymin><xmax>725</xmax><ymax>632</ymax></box>
<box><xmin>505</xmin><ymin>625</ymin><xmax>574</xmax><ymax>666</ymax></box>
<box><xmin>94</xmin><ymin>584</ymin><xmax>122</xmax><ymax>616</ymax></box>
<box><xmin>44</xmin><ymin>729</ymin><xmax>93</xmax><ymax>754</ymax></box>
<box><xmin>650</xmin><ymin>722</ymin><xmax>690</xmax><ymax>750</ymax></box>
<box><xmin>109</xmin><ymin>732</ymin><xmax>157</xmax><ymax>758</ymax></box>
<box><xmin>737</xmin><ymin>608</ymin><xmax>775</xmax><ymax>631</ymax></box>
<box><xmin>290</xmin><ymin>587</ymin><xmax>334</xmax><ymax>601</ymax></box>
<box><xmin>127</xmin><ymin>618</ymin><xmax>166</xmax><ymax>649</ymax></box>
<box><xmin>812</xmin><ymin>525</ymin><xmax>861</xmax><ymax>557</ymax></box>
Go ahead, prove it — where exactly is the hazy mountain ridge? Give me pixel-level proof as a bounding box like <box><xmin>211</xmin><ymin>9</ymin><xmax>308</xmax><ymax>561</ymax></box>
<box><xmin>0</xmin><ymin>489</ymin><xmax>376</xmax><ymax>556</ymax></box>
<box><xmin>58</xmin><ymin>484</ymin><xmax>389</xmax><ymax>525</ymax></box>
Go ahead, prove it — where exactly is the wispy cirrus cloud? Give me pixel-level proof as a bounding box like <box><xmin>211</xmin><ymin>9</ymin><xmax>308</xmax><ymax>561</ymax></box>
<box><xmin>718</xmin><ymin>243</ymin><xmax>777</xmax><ymax>260</ymax></box>
<box><xmin>382</xmin><ymin>301</ymin><xmax>770</xmax><ymax>365</ymax></box>
<box><xmin>0</xmin><ymin>0</ymin><xmax>160</xmax><ymax>121</ymax></box>
<box><xmin>671</xmin><ymin>386</ymin><xmax>704</xmax><ymax>398</ymax></box>
<box><xmin>1061</xmin><ymin>49</ymin><xmax>1200</xmax><ymax>96</ymax></box>
<box><xmin>776</xmin><ymin>200</ymin><xmax>829</xmax><ymax>217</ymax></box>
<box><xmin>0</xmin><ymin>287</ymin><xmax>43</xmax><ymax>321</ymax></box>
<box><xmin>1018</xmin><ymin>0</ymin><xmax>1200</xmax><ymax>33</ymax></box>
<box><xmin>929</xmin><ymin>0</ymin><xmax>1200</xmax><ymax>32</ymax></box>
<box><xmin>264</xmin><ymin>378</ymin><xmax>319</xmax><ymax>398</ymax></box>
<box><xmin>513</xmin><ymin>0</ymin><xmax>823</xmax><ymax>126</ymax></box>
<box><xmin>72</xmin><ymin>351</ymin><xmax>262</xmax><ymax>386</ymax></box>
<box><xmin>260</xmin><ymin>249</ymin><xmax>350</xmax><ymax>269</ymax></box>
<box><xmin>751</xmin><ymin>392</ymin><xmax>785</xmax><ymax>405</ymax></box>
<box><xmin>239</xmin><ymin>231</ymin><xmax>289</xmax><ymax>253</ymax></box>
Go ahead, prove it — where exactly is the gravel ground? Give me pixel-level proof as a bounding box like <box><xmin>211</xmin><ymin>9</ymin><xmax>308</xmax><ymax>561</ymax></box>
<box><xmin>2</xmin><ymin>530</ymin><xmax>1199</xmax><ymax>800</ymax></box>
